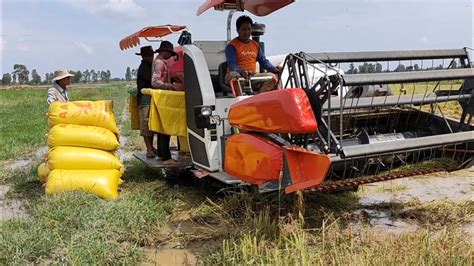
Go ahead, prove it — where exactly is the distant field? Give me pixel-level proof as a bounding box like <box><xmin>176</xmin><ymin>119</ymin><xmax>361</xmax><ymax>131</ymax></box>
<box><xmin>389</xmin><ymin>80</ymin><xmax>465</xmax><ymax>119</ymax></box>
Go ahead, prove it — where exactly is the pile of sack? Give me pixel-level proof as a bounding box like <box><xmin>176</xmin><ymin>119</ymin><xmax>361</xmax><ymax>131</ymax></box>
<box><xmin>37</xmin><ymin>100</ymin><xmax>124</xmax><ymax>200</ymax></box>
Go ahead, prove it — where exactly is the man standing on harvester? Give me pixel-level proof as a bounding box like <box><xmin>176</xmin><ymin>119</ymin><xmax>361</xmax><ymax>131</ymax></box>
<box><xmin>151</xmin><ymin>41</ymin><xmax>183</xmax><ymax>165</ymax></box>
<box><xmin>225</xmin><ymin>15</ymin><xmax>282</xmax><ymax>94</ymax></box>
<box><xmin>136</xmin><ymin>46</ymin><xmax>159</xmax><ymax>158</ymax></box>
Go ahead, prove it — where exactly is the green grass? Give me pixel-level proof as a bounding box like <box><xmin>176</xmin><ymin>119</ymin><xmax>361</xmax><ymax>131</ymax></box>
<box><xmin>0</xmin><ymin>89</ymin><xmax>49</xmax><ymax>160</ymax></box>
<box><xmin>0</xmin><ymin>162</ymin><xmax>176</xmax><ymax>264</ymax></box>
<box><xmin>0</xmin><ymin>84</ymin><xmax>473</xmax><ymax>264</ymax></box>
<box><xmin>0</xmin><ymin>83</ymin><xmax>130</xmax><ymax>161</ymax></box>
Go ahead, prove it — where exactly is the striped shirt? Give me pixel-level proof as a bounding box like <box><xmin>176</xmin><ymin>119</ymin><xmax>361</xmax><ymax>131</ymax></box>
<box><xmin>47</xmin><ymin>82</ymin><xmax>69</xmax><ymax>105</ymax></box>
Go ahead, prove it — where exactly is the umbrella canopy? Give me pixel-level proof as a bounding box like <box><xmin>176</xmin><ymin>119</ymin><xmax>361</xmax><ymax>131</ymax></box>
<box><xmin>119</xmin><ymin>25</ymin><xmax>187</xmax><ymax>51</ymax></box>
<box><xmin>197</xmin><ymin>0</ymin><xmax>294</xmax><ymax>16</ymax></box>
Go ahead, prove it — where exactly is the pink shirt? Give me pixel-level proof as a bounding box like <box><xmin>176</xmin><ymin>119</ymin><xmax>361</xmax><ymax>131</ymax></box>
<box><xmin>151</xmin><ymin>58</ymin><xmax>174</xmax><ymax>90</ymax></box>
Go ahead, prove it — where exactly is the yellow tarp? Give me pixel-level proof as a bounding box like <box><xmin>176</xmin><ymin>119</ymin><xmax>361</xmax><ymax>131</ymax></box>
<box><xmin>129</xmin><ymin>94</ymin><xmax>140</xmax><ymax>130</ymax></box>
<box><xmin>142</xmin><ymin>89</ymin><xmax>189</xmax><ymax>152</ymax></box>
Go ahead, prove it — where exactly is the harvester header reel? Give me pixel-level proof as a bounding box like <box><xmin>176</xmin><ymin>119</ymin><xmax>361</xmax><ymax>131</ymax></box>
<box><xmin>275</xmin><ymin>48</ymin><xmax>473</xmax><ymax>182</ymax></box>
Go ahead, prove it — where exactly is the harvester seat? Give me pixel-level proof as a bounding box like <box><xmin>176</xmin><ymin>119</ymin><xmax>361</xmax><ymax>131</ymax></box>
<box><xmin>218</xmin><ymin>62</ymin><xmax>233</xmax><ymax>96</ymax></box>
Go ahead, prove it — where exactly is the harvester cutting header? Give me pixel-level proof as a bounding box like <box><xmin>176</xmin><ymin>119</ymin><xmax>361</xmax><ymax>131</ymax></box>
<box><xmin>120</xmin><ymin>0</ymin><xmax>473</xmax><ymax>194</ymax></box>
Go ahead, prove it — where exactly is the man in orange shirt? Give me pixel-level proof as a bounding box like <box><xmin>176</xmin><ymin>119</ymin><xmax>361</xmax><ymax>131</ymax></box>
<box><xmin>225</xmin><ymin>15</ymin><xmax>282</xmax><ymax>95</ymax></box>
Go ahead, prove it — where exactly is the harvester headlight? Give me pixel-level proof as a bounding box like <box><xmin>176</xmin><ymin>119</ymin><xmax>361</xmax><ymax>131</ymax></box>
<box><xmin>200</xmin><ymin>106</ymin><xmax>212</xmax><ymax>116</ymax></box>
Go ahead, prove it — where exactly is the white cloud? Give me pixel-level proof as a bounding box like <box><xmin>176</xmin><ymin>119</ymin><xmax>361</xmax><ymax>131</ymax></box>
<box><xmin>75</xmin><ymin>41</ymin><xmax>94</xmax><ymax>54</ymax></box>
<box><xmin>61</xmin><ymin>0</ymin><xmax>146</xmax><ymax>19</ymax></box>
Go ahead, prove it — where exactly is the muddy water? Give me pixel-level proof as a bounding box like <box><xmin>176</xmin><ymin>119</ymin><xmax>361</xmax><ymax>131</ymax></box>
<box><xmin>142</xmin><ymin>248</ymin><xmax>197</xmax><ymax>266</ymax></box>
<box><xmin>140</xmin><ymin>221</ymin><xmax>203</xmax><ymax>265</ymax></box>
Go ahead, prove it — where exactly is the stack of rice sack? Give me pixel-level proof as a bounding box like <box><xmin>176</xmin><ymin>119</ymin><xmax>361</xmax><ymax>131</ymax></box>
<box><xmin>37</xmin><ymin>100</ymin><xmax>124</xmax><ymax>200</ymax></box>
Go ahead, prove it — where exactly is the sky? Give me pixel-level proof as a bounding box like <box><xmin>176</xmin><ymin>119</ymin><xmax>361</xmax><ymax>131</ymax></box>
<box><xmin>1</xmin><ymin>0</ymin><xmax>473</xmax><ymax>79</ymax></box>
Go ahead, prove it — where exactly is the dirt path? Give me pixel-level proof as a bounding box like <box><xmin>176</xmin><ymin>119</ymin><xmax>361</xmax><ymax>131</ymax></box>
<box><xmin>117</xmin><ymin>103</ymin><xmax>134</xmax><ymax>162</ymax></box>
<box><xmin>0</xmin><ymin>146</ymin><xmax>48</xmax><ymax>221</ymax></box>
<box><xmin>0</xmin><ymin>185</ymin><xmax>28</xmax><ymax>221</ymax></box>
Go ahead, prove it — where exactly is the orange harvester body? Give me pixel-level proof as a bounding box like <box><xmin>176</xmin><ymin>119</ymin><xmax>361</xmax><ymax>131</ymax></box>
<box><xmin>225</xmin><ymin>89</ymin><xmax>332</xmax><ymax>192</ymax></box>
<box><xmin>228</xmin><ymin>88</ymin><xmax>318</xmax><ymax>133</ymax></box>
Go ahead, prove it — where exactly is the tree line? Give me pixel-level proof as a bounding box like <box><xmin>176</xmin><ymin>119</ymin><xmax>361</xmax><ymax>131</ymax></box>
<box><xmin>1</xmin><ymin>65</ymin><xmax>138</xmax><ymax>85</ymax></box>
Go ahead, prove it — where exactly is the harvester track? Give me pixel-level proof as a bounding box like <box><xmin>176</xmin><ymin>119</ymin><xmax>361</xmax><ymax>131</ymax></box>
<box><xmin>311</xmin><ymin>168</ymin><xmax>449</xmax><ymax>192</ymax></box>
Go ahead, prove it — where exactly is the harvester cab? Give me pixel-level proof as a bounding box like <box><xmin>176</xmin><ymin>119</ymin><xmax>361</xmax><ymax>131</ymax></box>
<box><xmin>120</xmin><ymin>0</ymin><xmax>473</xmax><ymax>194</ymax></box>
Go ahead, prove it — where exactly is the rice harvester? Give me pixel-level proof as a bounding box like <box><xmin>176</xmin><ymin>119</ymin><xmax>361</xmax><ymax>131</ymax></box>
<box><xmin>120</xmin><ymin>0</ymin><xmax>474</xmax><ymax>193</ymax></box>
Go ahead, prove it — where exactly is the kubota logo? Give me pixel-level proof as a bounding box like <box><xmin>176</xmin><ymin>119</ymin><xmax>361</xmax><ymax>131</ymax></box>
<box><xmin>241</xmin><ymin>50</ymin><xmax>256</xmax><ymax>57</ymax></box>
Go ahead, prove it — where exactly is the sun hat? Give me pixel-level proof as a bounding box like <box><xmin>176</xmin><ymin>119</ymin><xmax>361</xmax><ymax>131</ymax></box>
<box><xmin>155</xmin><ymin>41</ymin><xmax>178</xmax><ymax>57</ymax></box>
<box><xmin>52</xmin><ymin>69</ymin><xmax>74</xmax><ymax>82</ymax></box>
<box><xmin>135</xmin><ymin>45</ymin><xmax>156</xmax><ymax>56</ymax></box>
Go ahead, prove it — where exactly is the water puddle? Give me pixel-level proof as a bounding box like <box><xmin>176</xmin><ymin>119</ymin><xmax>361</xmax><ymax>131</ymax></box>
<box><xmin>142</xmin><ymin>248</ymin><xmax>197</xmax><ymax>266</ymax></box>
<box><xmin>350</xmin><ymin>209</ymin><xmax>419</xmax><ymax>235</ymax></box>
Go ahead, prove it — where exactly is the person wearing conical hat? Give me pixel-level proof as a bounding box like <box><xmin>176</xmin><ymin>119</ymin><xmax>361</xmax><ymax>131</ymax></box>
<box><xmin>47</xmin><ymin>69</ymin><xmax>74</xmax><ymax>105</ymax></box>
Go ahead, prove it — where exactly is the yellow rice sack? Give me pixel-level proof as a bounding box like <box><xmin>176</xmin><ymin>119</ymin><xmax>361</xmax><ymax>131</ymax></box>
<box><xmin>129</xmin><ymin>94</ymin><xmax>140</xmax><ymax>130</ymax></box>
<box><xmin>47</xmin><ymin>146</ymin><xmax>124</xmax><ymax>172</ymax></box>
<box><xmin>48</xmin><ymin>100</ymin><xmax>119</xmax><ymax>133</ymax></box>
<box><xmin>37</xmin><ymin>162</ymin><xmax>50</xmax><ymax>183</ymax></box>
<box><xmin>47</xmin><ymin>124</ymin><xmax>119</xmax><ymax>150</ymax></box>
<box><xmin>45</xmin><ymin>169</ymin><xmax>121</xmax><ymax>200</ymax></box>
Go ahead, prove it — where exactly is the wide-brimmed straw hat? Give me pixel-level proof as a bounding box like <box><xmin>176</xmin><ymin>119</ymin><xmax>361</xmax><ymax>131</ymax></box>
<box><xmin>52</xmin><ymin>69</ymin><xmax>74</xmax><ymax>81</ymax></box>
<box><xmin>155</xmin><ymin>41</ymin><xmax>177</xmax><ymax>57</ymax></box>
<box><xmin>135</xmin><ymin>45</ymin><xmax>156</xmax><ymax>56</ymax></box>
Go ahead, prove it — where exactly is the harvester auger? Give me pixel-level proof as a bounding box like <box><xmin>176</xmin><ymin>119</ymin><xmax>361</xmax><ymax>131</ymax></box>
<box><xmin>269</xmin><ymin>49</ymin><xmax>474</xmax><ymax>191</ymax></box>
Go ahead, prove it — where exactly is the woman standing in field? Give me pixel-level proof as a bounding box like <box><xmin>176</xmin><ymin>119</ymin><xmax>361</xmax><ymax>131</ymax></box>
<box><xmin>47</xmin><ymin>69</ymin><xmax>74</xmax><ymax>105</ymax></box>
